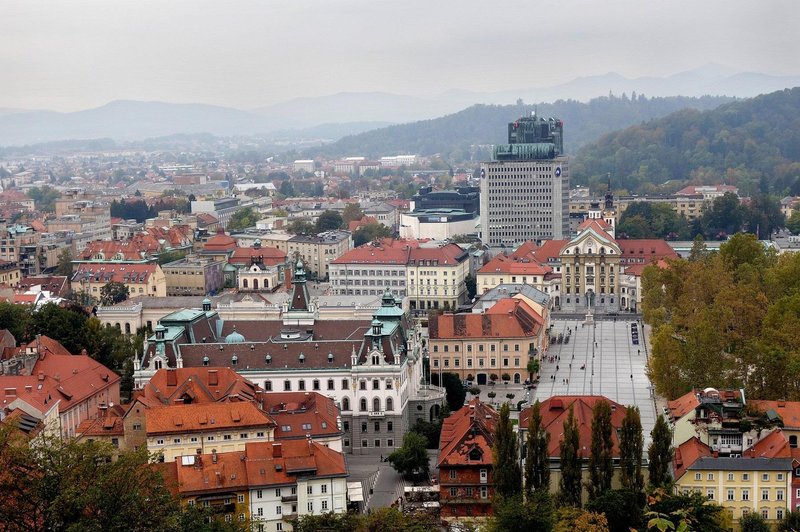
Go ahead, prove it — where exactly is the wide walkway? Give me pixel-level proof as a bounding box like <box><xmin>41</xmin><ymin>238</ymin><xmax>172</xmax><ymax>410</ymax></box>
<box><xmin>532</xmin><ymin>317</ymin><xmax>657</xmax><ymax>438</ymax></box>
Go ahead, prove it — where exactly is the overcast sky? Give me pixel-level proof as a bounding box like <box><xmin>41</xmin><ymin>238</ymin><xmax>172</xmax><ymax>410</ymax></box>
<box><xmin>3</xmin><ymin>0</ymin><xmax>798</xmax><ymax>112</ymax></box>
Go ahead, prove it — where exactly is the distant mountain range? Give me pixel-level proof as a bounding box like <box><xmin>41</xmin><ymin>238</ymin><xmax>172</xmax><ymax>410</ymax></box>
<box><xmin>304</xmin><ymin>94</ymin><xmax>734</xmax><ymax>160</ymax></box>
<box><xmin>0</xmin><ymin>65</ymin><xmax>797</xmax><ymax>148</ymax></box>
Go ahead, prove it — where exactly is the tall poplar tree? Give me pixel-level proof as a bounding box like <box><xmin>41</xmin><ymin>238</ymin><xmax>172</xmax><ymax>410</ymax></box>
<box><xmin>525</xmin><ymin>400</ymin><xmax>551</xmax><ymax>496</ymax></box>
<box><xmin>587</xmin><ymin>399</ymin><xmax>614</xmax><ymax>500</ymax></box>
<box><xmin>559</xmin><ymin>404</ymin><xmax>582</xmax><ymax>507</ymax></box>
<box><xmin>619</xmin><ymin>406</ymin><xmax>645</xmax><ymax>496</ymax></box>
<box><xmin>648</xmin><ymin>414</ymin><xmax>673</xmax><ymax>488</ymax></box>
<box><xmin>493</xmin><ymin>402</ymin><xmax>522</xmax><ymax>498</ymax></box>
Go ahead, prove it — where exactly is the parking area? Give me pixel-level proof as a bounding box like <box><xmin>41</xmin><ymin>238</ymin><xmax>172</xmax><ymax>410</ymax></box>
<box><xmin>532</xmin><ymin>317</ymin><xmax>657</xmax><ymax>438</ymax></box>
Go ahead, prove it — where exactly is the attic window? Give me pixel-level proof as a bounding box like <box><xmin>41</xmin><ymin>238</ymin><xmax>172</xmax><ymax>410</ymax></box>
<box><xmin>469</xmin><ymin>448</ymin><xmax>482</xmax><ymax>461</ymax></box>
<box><xmin>265</xmin><ymin>354</ymin><xmax>272</xmax><ymax>364</ymax></box>
<box><xmin>327</xmin><ymin>353</ymin><xmax>334</xmax><ymax>363</ymax></box>
<box><xmin>299</xmin><ymin>353</ymin><xmax>305</xmax><ymax>364</ymax></box>
<box><xmin>202</xmin><ymin>356</ymin><xmax>209</xmax><ymax>367</ymax></box>
<box><xmin>231</xmin><ymin>355</ymin><xmax>238</xmax><ymax>365</ymax></box>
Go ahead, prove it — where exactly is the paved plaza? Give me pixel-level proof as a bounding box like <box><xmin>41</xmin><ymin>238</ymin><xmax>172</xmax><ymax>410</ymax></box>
<box><xmin>532</xmin><ymin>317</ymin><xmax>658</xmax><ymax>437</ymax></box>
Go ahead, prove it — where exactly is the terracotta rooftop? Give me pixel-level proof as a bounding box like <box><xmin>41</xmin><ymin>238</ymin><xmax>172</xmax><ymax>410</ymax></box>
<box><xmin>618</xmin><ymin>240</ymin><xmax>679</xmax><ymax>261</ymax></box>
<box><xmin>174</xmin><ymin>448</ymin><xmax>250</xmax><ymax>495</ymax></box>
<box><xmin>260</xmin><ymin>392</ymin><xmax>341</xmax><ymax>441</ymax></box>
<box><xmin>750</xmin><ymin>400</ymin><xmax>800</xmax><ymax>429</ymax></box>
<box><xmin>203</xmin><ymin>229</ymin><xmax>237</xmax><ymax>252</ymax></box>
<box><xmin>744</xmin><ymin>429</ymin><xmax>791</xmax><ymax>459</ymax></box>
<box><xmin>430</xmin><ymin>298</ymin><xmax>543</xmax><ymax>340</ymax></box>
<box><xmin>477</xmin><ymin>253</ymin><xmax>552</xmax><ymax>276</ymax></box>
<box><xmin>519</xmin><ymin>396</ymin><xmax>627</xmax><ymax>459</ymax></box>
<box><xmin>140</xmin><ymin>367</ymin><xmax>260</xmax><ymax>406</ymax></box>
<box><xmin>438</xmin><ymin>399</ymin><xmax>497</xmax><ymax>468</ymax></box>
<box><xmin>244</xmin><ymin>440</ymin><xmax>347</xmax><ymax>486</ymax></box>
<box><xmin>666</xmin><ymin>390</ymin><xmax>701</xmax><ymax>421</ymax></box>
<box><xmin>145</xmin><ymin>402</ymin><xmax>274</xmax><ymax>436</ymax></box>
<box><xmin>673</xmin><ymin>437</ymin><xmax>713</xmax><ymax>480</ymax></box>
<box><xmin>71</xmin><ymin>263</ymin><xmax>158</xmax><ymax>285</ymax></box>
<box><xmin>228</xmin><ymin>246</ymin><xmax>287</xmax><ymax>267</ymax></box>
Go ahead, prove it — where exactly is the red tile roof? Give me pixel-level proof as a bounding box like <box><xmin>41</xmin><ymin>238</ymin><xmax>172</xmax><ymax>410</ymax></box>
<box><xmin>145</xmin><ymin>402</ymin><xmax>274</xmax><ymax>436</ymax></box>
<box><xmin>76</xmin><ymin>411</ymin><xmax>125</xmax><ymax>437</ymax></box>
<box><xmin>228</xmin><ymin>246</ymin><xmax>287</xmax><ymax>267</ymax></box>
<box><xmin>618</xmin><ymin>240</ymin><xmax>679</xmax><ymax>262</ymax></box>
<box><xmin>244</xmin><ymin>440</ymin><xmax>347</xmax><ymax>485</ymax></box>
<box><xmin>260</xmin><ymin>392</ymin><xmax>341</xmax><ymax>441</ymax></box>
<box><xmin>141</xmin><ymin>367</ymin><xmax>260</xmax><ymax>405</ymax></box>
<box><xmin>203</xmin><ymin>229</ymin><xmax>237</xmax><ymax>252</ymax></box>
<box><xmin>750</xmin><ymin>400</ymin><xmax>800</xmax><ymax>430</ymax></box>
<box><xmin>519</xmin><ymin>396</ymin><xmax>627</xmax><ymax>459</ymax></box>
<box><xmin>174</xmin><ymin>449</ymin><xmax>250</xmax><ymax>495</ymax></box>
<box><xmin>673</xmin><ymin>437</ymin><xmax>713</xmax><ymax>480</ymax></box>
<box><xmin>0</xmin><ymin>350</ymin><xmax>119</xmax><ymax>415</ymax></box>
<box><xmin>71</xmin><ymin>263</ymin><xmax>158</xmax><ymax>285</ymax></box>
<box><xmin>477</xmin><ymin>253</ymin><xmax>552</xmax><ymax>276</ymax></box>
<box><xmin>666</xmin><ymin>391</ymin><xmax>701</xmax><ymax>421</ymax></box>
<box><xmin>438</xmin><ymin>399</ymin><xmax>497</xmax><ymax>468</ymax></box>
<box><xmin>430</xmin><ymin>298</ymin><xmax>543</xmax><ymax>339</ymax></box>
<box><xmin>744</xmin><ymin>429</ymin><xmax>791</xmax><ymax>459</ymax></box>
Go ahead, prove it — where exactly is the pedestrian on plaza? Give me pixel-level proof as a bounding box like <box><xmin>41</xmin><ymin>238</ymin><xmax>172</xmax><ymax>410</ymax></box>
<box><xmin>556</xmin><ymin>365</ymin><xmax>559</xmax><ymax>371</ymax></box>
<box><xmin>630</xmin><ymin>374</ymin><xmax>633</xmax><ymax>380</ymax></box>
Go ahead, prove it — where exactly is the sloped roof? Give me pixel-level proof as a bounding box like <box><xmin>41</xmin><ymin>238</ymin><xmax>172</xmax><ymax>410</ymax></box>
<box><xmin>750</xmin><ymin>400</ymin><xmax>800</xmax><ymax>430</ymax></box>
<box><xmin>244</xmin><ymin>440</ymin><xmax>347</xmax><ymax>486</ymax></box>
<box><xmin>519</xmin><ymin>396</ymin><xmax>627</xmax><ymax>459</ymax></box>
<box><xmin>438</xmin><ymin>399</ymin><xmax>497</xmax><ymax>468</ymax></box>
<box><xmin>744</xmin><ymin>429</ymin><xmax>791</xmax><ymax>459</ymax></box>
<box><xmin>618</xmin><ymin>240</ymin><xmax>679</xmax><ymax>261</ymax></box>
<box><xmin>667</xmin><ymin>390</ymin><xmax>701</xmax><ymax>421</ymax></box>
<box><xmin>673</xmin><ymin>437</ymin><xmax>713</xmax><ymax>480</ymax></box>
<box><xmin>141</xmin><ymin>367</ymin><xmax>260</xmax><ymax>405</ymax></box>
<box><xmin>261</xmin><ymin>392</ymin><xmax>341</xmax><ymax>441</ymax></box>
<box><xmin>145</xmin><ymin>402</ymin><xmax>274</xmax><ymax>436</ymax></box>
<box><xmin>71</xmin><ymin>263</ymin><xmax>158</xmax><ymax>285</ymax></box>
<box><xmin>477</xmin><ymin>253</ymin><xmax>552</xmax><ymax>276</ymax></box>
<box><xmin>174</xmin><ymin>449</ymin><xmax>250</xmax><ymax>495</ymax></box>
<box><xmin>228</xmin><ymin>246</ymin><xmax>287</xmax><ymax>266</ymax></box>
<box><xmin>430</xmin><ymin>298</ymin><xmax>543</xmax><ymax>339</ymax></box>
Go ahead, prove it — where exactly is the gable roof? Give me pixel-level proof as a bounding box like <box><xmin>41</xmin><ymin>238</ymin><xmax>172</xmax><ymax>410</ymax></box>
<box><xmin>519</xmin><ymin>396</ymin><xmax>627</xmax><ymax>459</ymax></box>
<box><xmin>667</xmin><ymin>390</ymin><xmax>701</xmax><ymax>421</ymax></box>
<box><xmin>261</xmin><ymin>392</ymin><xmax>341</xmax><ymax>441</ymax></box>
<box><xmin>750</xmin><ymin>400</ymin><xmax>800</xmax><ymax>430</ymax></box>
<box><xmin>673</xmin><ymin>437</ymin><xmax>713</xmax><ymax>480</ymax></box>
<box><xmin>744</xmin><ymin>429</ymin><xmax>791</xmax><ymax>459</ymax></box>
<box><xmin>141</xmin><ymin>367</ymin><xmax>260</xmax><ymax>406</ymax></box>
<box><xmin>618</xmin><ymin>240</ymin><xmax>679</xmax><ymax>262</ymax></box>
<box><xmin>438</xmin><ymin>399</ymin><xmax>497</xmax><ymax>468</ymax></box>
<box><xmin>71</xmin><ymin>263</ymin><xmax>159</xmax><ymax>285</ymax></box>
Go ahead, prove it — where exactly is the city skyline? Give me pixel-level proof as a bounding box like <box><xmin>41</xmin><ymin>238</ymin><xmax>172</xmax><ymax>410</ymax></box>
<box><xmin>2</xmin><ymin>0</ymin><xmax>799</xmax><ymax>112</ymax></box>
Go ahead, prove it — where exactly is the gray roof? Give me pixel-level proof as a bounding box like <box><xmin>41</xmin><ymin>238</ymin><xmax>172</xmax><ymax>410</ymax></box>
<box><xmin>480</xmin><ymin>283</ymin><xmax>550</xmax><ymax>307</ymax></box>
<box><xmin>688</xmin><ymin>457</ymin><xmax>792</xmax><ymax>471</ymax></box>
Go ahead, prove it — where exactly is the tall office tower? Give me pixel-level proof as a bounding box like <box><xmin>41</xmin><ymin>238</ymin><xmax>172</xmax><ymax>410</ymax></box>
<box><xmin>480</xmin><ymin>113</ymin><xmax>569</xmax><ymax>247</ymax></box>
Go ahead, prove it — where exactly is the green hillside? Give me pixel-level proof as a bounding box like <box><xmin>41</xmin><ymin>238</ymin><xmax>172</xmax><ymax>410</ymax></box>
<box><xmin>303</xmin><ymin>94</ymin><xmax>731</xmax><ymax>161</ymax></box>
<box><xmin>573</xmin><ymin>87</ymin><xmax>800</xmax><ymax>196</ymax></box>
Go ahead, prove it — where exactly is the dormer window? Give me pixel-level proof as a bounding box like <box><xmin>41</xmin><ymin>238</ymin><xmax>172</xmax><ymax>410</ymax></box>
<box><xmin>231</xmin><ymin>355</ymin><xmax>238</xmax><ymax>366</ymax></box>
<box><xmin>299</xmin><ymin>353</ymin><xmax>305</xmax><ymax>364</ymax></box>
<box><xmin>265</xmin><ymin>354</ymin><xmax>272</xmax><ymax>364</ymax></box>
<box><xmin>469</xmin><ymin>448</ymin><xmax>482</xmax><ymax>461</ymax></box>
<box><xmin>328</xmin><ymin>353</ymin><xmax>334</xmax><ymax>363</ymax></box>
<box><xmin>202</xmin><ymin>356</ymin><xmax>209</xmax><ymax>367</ymax></box>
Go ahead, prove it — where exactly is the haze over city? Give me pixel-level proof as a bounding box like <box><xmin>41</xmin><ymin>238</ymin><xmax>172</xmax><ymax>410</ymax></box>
<box><xmin>3</xmin><ymin>0</ymin><xmax>799</xmax><ymax>112</ymax></box>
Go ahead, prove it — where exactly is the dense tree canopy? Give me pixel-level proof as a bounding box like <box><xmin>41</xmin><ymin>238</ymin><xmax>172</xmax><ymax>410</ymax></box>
<box><xmin>641</xmin><ymin>232</ymin><xmax>800</xmax><ymax>399</ymax></box>
<box><xmin>387</xmin><ymin>431</ymin><xmax>429</xmax><ymax>480</ymax></box>
<box><xmin>493</xmin><ymin>403</ymin><xmax>522</xmax><ymax>498</ymax></box>
<box><xmin>574</xmin><ymin>88</ymin><xmax>800</xmax><ymax>197</ymax></box>
<box><xmin>226</xmin><ymin>207</ymin><xmax>259</xmax><ymax>232</ymax></box>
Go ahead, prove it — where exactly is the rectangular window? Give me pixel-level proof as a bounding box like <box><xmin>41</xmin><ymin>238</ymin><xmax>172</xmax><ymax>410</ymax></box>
<box><xmin>321</xmin><ymin>484</ymin><xmax>327</xmax><ymax>494</ymax></box>
<box><xmin>480</xmin><ymin>487</ymin><xmax>488</xmax><ymax>499</ymax></box>
<box><xmin>450</xmin><ymin>487</ymin><xmax>457</xmax><ymax>497</ymax></box>
<box><xmin>742</xmin><ymin>489</ymin><xmax>749</xmax><ymax>501</ymax></box>
<box><xmin>450</xmin><ymin>470</ymin><xmax>457</xmax><ymax>480</ymax></box>
<box><xmin>276</xmin><ymin>505</ymin><xmax>282</xmax><ymax>515</ymax></box>
<box><xmin>321</xmin><ymin>500</ymin><xmax>328</xmax><ymax>510</ymax></box>
<box><xmin>727</xmin><ymin>489</ymin><xmax>734</xmax><ymax>501</ymax></box>
<box><xmin>223</xmin><ymin>434</ymin><xmax>232</xmax><ymax>440</ymax></box>
<box><xmin>763</xmin><ymin>473</ymin><xmax>770</xmax><ymax>482</ymax></box>
<box><xmin>727</xmin><ymin>473</ymin><xmax>734</xmax><ymax>481</ymax></box>
<box><xmin>694</xmin><ymin>473</ymin><xmax>701</xmax><ymax>481</ymax></box>
<box><xmin>706</xmin><ymin>489</ymin><xmax>714</xmax><ymax>500</ymax></box>
<box><xmin>778</xmin><ymin>489</ymin><xmax>785</xmax><ymax>501</ymax></box>
<box><xmin>237</xmin><ymin>494</ymin><xmax>244</xmax><ymax>503</ymax></box>
<box><xmin>387</xmin><ymin>421</ymin><xmax>393</xmax><ymax>431</ymax></box>
<box><xmin>762</xmin><ymin>489</ymin><xmax>769</xmax><ymax>501</ymax></box>
<box><xmin>307</xmin><ymin>502</ymin><xmax>313</xmax><ymax>513</ymax></box>
<box><xmin>307</xmin><ymin>485</ymin><xmax>313</xmax><ymax>494</ymax></box>
<box><xmin>257</xmin><ymin>490</ymin><xmax>263</xmax><ymax>499</ymax></box>
<box><xmin>707</xmin><ymin>473</ymin><xmax>714</xmax><ymax>481</ymax></box>
<box><xmin>743</xmin><ymin>473</ymin><xmax>750</xmax><ymax>481</ymax></box>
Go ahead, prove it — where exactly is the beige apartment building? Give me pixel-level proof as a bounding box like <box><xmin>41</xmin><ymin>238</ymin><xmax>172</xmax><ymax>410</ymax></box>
<box><xmin>428</xmin><ymin>297</ymin><xmax>547</xmax><ymax>386</ymax></box>
<box><xmin>71</xmin><ymin>263</ymin><xmax>167</xmax><ymax>299</ymax></box>
<box><xmin>161</xmin><ymin>256</ymin><xmax>225</xmax><ymax>296</ymax></box>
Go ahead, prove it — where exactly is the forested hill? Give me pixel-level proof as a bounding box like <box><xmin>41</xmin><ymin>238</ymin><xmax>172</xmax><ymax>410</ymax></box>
<box><xmin>572</xmin><ymin>87</ymin><xmax>800</xmax><ymax>196</ymax></box>
<box><xmin>303</xmin><ymin>94</ymin><xmax>732</xmax><ymax>161</ymax></box>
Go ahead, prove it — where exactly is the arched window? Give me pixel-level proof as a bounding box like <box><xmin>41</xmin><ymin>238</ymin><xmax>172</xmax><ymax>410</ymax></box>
<box><xmin>154</xmin><ymin>359</ymin><xmax>162</xmax><ymax>370</ymax></box>
<box><xmin>242</xmin><ymin>279</ymin><xmax>249</xmax><ymax>288</ymax></box>
<box><xmin>386</xmin><ymin>397</ymin><xmax>394</xmax><ymax>411</ymax></box>
<box><xmin>253</xmin><ymin>279</ymin><xmax>259</xmax><ymax>290</ymax></box>
<box><xmin>373</xmin><ymin>397</ymin><xmax>381</xmax><ymax>412</ymax></box>
<box><xmin>124</xmin><ymin>323</ymin><xmax>131</xmax><ymax>334</ymax></box>
<box><xmin>360</xmin><ymin>398</ymin><xmax>367</xmax><ymax>412</ymax></box>
<box><xmin>342</xmin><ymin>397</ymin><xmax>350</xmax><ymax>411</ymax></box>
<box><xmin>513</xmin><ymin>373</ymin><xmax>521</xmax><ymax>384</ymax></box>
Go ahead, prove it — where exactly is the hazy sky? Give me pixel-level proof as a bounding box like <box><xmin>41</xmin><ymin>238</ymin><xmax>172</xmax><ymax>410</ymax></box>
<box><xmin>3</xmin><ymin>0</ymin><xmax>798</xmax><ymax>112</ymax></box>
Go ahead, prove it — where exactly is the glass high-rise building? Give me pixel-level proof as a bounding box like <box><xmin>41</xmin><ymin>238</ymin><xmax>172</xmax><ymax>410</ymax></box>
<box><xmin>480</xmin><ymin>113</ymin><xmax>569</xmax><ymax>247</ymax></box>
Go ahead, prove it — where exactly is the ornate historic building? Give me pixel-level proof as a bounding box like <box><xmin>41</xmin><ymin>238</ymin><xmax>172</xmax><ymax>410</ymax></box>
<box><xmin>133</xmin><ymin>260</ymin><xmax>443</xmax><ymax>455</ymax></box>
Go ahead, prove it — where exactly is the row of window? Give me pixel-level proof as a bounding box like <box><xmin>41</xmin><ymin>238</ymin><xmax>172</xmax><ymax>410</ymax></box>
<box><xmin>433</xmin><ymin>357</ymin><xmax>525</xmax><ymax>369</ymax></box>
<box><xmin>154</xmin><ymin>432</ymin><xmax>267</xmax><ymax>445</ymax></box>
<box><xmin>433</xmin><ymin>344</ymin><xmax>529</xmax><ymax>353</ymax></box>
<box><xmin>344</xmin><ymin>438</ymin><xmax>394</xmax><ymax>448</ymax></box>
<box><xmin>694</xmin><ymin>472</ymin><xmax>786</xmax><ymax>482</ymax></box>
<box><xmin>340</xmin><ymin>397</ymin><xmax>394</xmax><ymax>412</ymax></box>
<box><xmin>343</xmin><ymin>420</ymin><xmax>394</xmax><ymax>433</ymax></box>
<box><xmin>448</xmin><ymin>486</ymin><xmax>489</xmax><ymax>498</ymax></box>
<box><xmin>263</xmin><ymin>377</ymin><xmax>393</xmax><ymax>392</ymax></box>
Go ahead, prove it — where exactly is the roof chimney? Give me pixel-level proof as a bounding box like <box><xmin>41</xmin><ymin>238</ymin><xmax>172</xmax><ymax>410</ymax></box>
<box><xmin>211</xmin><ymin>449</ymin><xmax>218</xmax><ymax>463</ymax></box>
<box><xmin>273</xmin><ymin>443</ymin><xmax>282</xmax><ymax>458</ymax></box>
<box><xmin>208</xmin><ymin>369</ymin><xmax>218</xmax><ymax>386</ymax></box>
<box><xmin>166</xmin><ymin>369</ymin><xmax>177</xmax><ymax>387</ymax></box>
